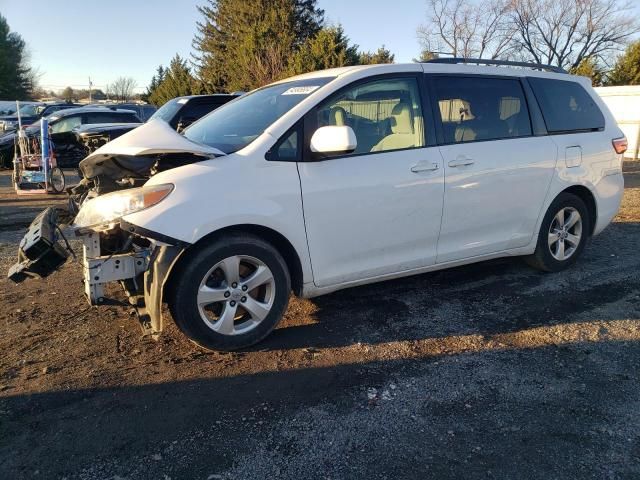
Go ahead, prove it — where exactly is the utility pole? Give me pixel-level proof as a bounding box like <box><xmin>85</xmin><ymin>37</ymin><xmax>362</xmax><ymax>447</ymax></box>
<box><xmin>88</xmin><ymin>77</ymin><xmax>93</xmax><ymax>104</ymax></box>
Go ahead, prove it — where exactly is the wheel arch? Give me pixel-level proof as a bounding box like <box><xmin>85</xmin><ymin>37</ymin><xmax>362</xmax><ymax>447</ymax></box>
<box><xmin>165</xmin><ymin>223</ymin><xmax>305</xmax><ymax>299</ymax></box>
<box><xmin>560</xmin><ymin>185</ymin><xmax>597</xmax><ymax>235</ymax></box>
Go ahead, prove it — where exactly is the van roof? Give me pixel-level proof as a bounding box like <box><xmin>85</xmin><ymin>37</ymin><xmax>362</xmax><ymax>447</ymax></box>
<box><xmin>283</xmin><ymin>62</ymin><xmax>580</xmax><ymax>83</ymax></box>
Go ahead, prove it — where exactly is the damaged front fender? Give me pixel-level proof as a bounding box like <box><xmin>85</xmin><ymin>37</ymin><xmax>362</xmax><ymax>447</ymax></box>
<box><xmin>138</xmin><ymin>244</ymin><xmax>185</xmax><ymax>336</ymax></box>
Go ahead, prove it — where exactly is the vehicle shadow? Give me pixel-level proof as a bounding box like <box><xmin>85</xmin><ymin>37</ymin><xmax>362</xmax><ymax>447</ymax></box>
<box><xmin>2</xmin><ymin>338</ymin><xmax>639</xmax><ymax>479</ymax></box>
<box><xmin>257</xmin><ymin>220</ymin><xmax>640</xmax><ymax>352</ymax></box>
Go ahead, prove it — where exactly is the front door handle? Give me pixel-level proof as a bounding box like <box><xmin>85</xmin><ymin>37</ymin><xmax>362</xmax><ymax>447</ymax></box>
<box><xmin>448</xmin><ymin>156</ymin><xmax>475</xmax><ymax>167</ymax></box>
<box><xmin>411</xmin><ymin>162</ymin><xmax>439</xmax><ymax>173</ymax></box>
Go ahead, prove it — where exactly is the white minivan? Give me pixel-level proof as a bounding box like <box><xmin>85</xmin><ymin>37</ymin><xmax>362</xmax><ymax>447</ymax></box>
<box><xmin>11</xmin><ymin>59</ymin><xmax>627</xmax><ymax>350</ymax></box>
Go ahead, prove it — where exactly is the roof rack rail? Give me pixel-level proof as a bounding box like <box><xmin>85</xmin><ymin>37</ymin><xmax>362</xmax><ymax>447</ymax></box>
<box><xmin>424</xmin><ymin>57</ymin><xmax>567</xmax><ymax>74</ymax></box>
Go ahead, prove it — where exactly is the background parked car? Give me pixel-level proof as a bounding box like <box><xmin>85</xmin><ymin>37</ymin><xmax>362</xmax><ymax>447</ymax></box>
<box><xmin>0</xmin><ymin>107</ymin><xmax>140</xmax><ymax>168</ymax></box>
<box><xmin>73</xmin><ymin>95</ymin><xmax>239</xmax><ymax>158</ymax></box>
<box><xmin>150</xmin><ymin>94</ymin><xmax>239</xmax><ymax>131</ymax></box>
<box><xmin>87</xmin><ymin>103</ymin><xmax>157</xmax><ymax>122</ymax></box>
<box><xmin>0</xmin><ymin>102</ymin><xmax>81</xmax><ymax>132</ymax></box>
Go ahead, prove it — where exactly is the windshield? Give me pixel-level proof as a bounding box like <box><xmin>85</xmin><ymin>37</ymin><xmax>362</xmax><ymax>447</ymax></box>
<box><xmin>184</xmin><ymin>77</ymin><xmax>334</xmax><ymax>154</ymax></box>
<box><xmin>17</xmin><ymin>104</ymin><xmax>44</xmax><ymax>117</ymax></box>
<box><xmin>151</xmin><ymin>98</ymin><xmax>183</xmax><ymax>122</ymax></box>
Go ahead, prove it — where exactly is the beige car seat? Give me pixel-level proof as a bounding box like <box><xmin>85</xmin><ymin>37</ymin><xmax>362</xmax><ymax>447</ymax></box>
<box><xmin>329</xmin><ymin>106</ymin><xmax>347</xmax><ymax>126</ymax></box>
<box><xmin>371</xmin><ymin>102</ymin><xmax>416</xmax><ymax>152</ymax></box>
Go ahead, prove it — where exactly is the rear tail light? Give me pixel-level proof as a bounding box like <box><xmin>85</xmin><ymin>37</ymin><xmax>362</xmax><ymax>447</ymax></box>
<box><xmin>612</xmin><ymin>137</ymin><xmax>628</xmax><ymax>155</ymax></box>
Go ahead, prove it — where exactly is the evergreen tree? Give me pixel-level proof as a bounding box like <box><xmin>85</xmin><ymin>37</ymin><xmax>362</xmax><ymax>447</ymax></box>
<box><xmin>358</xmin><ymin>45</ymin><xmax>395</xmax><ymax>65</ymax></box>
<box><xmin>606</xmin><ymin>41</ymin><xmax>640</xmax><ymax>86</ymax></box>
<box><xmin>570</xmin><ymin>57</ymin><xmax>604</xmax><ymax>86</ymax></box>
<box><xmin>193</xmin><ymin>0</ymin><xmax>324</xmax><ymax>92</ymax></box>
<box><xmin>289</xmin><ymin>25</ymin><xmax>359</xmax><ymax>74</ymax></box>
<box><xmin>143</xmin><ymin>65</ymin><xmax>166</xmax><ymax>103</ymax></box>
<box><xmin>0</xmin><ymin>14</ymin><xmax>33</xmax><ymax>99</ymax></box>
<box><xmin>149</xmin><ymin>55</ymin><xmax>198</xmax><ymax>106</ymax></box>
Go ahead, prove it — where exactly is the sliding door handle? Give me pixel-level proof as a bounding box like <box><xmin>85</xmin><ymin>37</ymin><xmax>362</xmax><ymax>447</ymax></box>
<box><xmin>448</xmin><ymin>156</ymin><xmax>474</xmax><ymax>167</ymax></box>
<box><xmin>411</xmin><ymin>162</ymin><xmax>439</xmax><ymax>173</ymax></box>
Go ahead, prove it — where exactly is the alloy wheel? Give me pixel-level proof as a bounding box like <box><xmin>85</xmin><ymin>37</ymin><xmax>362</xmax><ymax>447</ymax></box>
<box><xmin>548</xmin><ymin>206</ymin><xmax>582</xmax><ymax>261</ymax></box>
<box><xmin>196</xmin><ymin>255</ymin><xmax>276</xmax><ymax>335</ymax></box>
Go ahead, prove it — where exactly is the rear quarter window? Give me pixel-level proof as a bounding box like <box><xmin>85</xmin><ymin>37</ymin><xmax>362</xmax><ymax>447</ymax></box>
<box><xmin>528</xmin><ymin>78</ymin><xmax>605</xmax><ymax>134</ymax></box>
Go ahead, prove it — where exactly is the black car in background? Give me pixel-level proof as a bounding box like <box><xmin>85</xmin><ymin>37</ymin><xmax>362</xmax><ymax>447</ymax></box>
<box><xmin>88</xmin><ymin>103</ymin><xmax>157</xmax><ymax>122</ymax></box>
<box><xmin>151</xmin><ymin>94</ymin><xmax>239</xmax><ymax>131</ymax></box>
<box><xmin>0</xmin><ymin>107</ymin><xmax>140</xmax><ymax>168</ymax></box>
<box><xmin>0</xmin><ymin>102</ymin><xmax>81</xmax><ymax>132</ymax></box>
<box><xmin>73</xmin><ymin>94</ymin><xmax>240</xmax><ymax>158</ymax></box>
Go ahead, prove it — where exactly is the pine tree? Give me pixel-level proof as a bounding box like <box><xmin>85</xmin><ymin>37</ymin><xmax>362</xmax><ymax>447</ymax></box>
<box><xmin>143</xmin><ymin>65</ymin><xmax>167</xmax><ymax>104</ymax></box>
<box><xmin>358</xmin><ymin>45</ymin><xmax>395</xmax><ymax>65</ymax></box>
<box><xmin>193</xmin><ymin>0</ymin><xmax>324</xmax><ymax>92</ymax></box>
<box><xmin>289</xmin><ymin>25</ymin><xmax>359</xmax><ymax>74</ymax></box>
<box><xmin>570</xmin><ymin>57</ymin><xmax>604</xmax><ymax>86</ymax></box>
<box><xmin>0</xmin><ymin>14</ymin><xmax>33</xmax><ymax>99</ymax></box>
<box><xmin>149</xmin><ymin>55</ymin><xmax>198</xmax><ymax>106</ymax></box>
<box><xmin>606</xmin><ymin>41</ymin><xmax>640</xmax><ymax>86</ymax></box>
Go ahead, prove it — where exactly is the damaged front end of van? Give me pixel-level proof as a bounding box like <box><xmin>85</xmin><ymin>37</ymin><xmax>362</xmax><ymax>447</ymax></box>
<box><xmin>8</xmin><ymin>120</ymin><xmax>225</xmax><ymax>336</ymax></box>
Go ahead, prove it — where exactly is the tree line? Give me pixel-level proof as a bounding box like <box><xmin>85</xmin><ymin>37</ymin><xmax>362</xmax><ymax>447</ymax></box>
<box><xmin>417</xmin><ymin>0</ymin><xmax>640</xmax><ymax>86</ymax></box>
<box><xmin>145</xmin><ymin>0</ymin><xmax>394</xmax><ymax>105</ymax></box>
<box><xmin>2</xmin><ymin>1</ymin><xmax>640</xmax><ymax>104</ymax></box>
<box><xmin>145</xmin><ymin>0</ymin><xmax>640</xmax><ymax>105</ymax></box>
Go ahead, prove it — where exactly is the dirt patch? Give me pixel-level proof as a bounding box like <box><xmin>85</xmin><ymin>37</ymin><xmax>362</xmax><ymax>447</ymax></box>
<box><xmin>0</xmin><ymin>165</ymin><xmax>639</xmax><ymax>479</ymax></box>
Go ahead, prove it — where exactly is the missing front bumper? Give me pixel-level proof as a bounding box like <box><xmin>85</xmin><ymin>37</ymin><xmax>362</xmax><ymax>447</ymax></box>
<box><xmin>8</xmin><ymin>207</ymin><xmax>185</xmax><ymax>338</ymax></box>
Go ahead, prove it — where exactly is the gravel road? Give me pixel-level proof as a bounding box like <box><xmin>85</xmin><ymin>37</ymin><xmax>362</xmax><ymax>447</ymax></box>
<box><xmin>0</xmin><ymin>164</ymin><xmax>639</xmax><ymax>479</ymax></box>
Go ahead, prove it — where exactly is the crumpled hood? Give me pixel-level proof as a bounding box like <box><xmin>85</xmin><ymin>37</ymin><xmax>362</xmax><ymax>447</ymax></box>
<box><xmin>80</xmin><ymin>119</ymin><xmax>225</xmax><ymax>165</ymax></box>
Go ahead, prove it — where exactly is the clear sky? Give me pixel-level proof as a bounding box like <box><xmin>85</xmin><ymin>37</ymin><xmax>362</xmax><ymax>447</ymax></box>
<box><xmin>0</xmin><ymin>0</ymin><xmax>426</xmax><ymax>94</ymax></box>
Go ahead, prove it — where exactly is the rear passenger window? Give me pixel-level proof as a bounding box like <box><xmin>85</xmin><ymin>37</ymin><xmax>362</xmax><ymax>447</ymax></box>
<box><xmin>528</xmin><ymin>78</ymin><xmax>604</xmax><ymax>133</ymax></box>
<box><xmin>432</xmin><ymin>77</ymin><xmax>532</xmax><ymax>144</ymax></box>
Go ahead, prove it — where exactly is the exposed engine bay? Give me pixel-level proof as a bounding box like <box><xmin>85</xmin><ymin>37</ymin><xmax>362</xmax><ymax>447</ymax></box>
<box><xmin>68</xmin><ymin>151</ymin><xmax>210</xmax><ymax>215</ymax></box>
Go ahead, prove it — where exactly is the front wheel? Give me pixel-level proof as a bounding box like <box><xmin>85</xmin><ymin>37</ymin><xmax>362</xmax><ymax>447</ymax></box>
<box><xmin>168</xmin><ymin>234</ymin><xmax>291</xmax><ymax>351</ymax></box>
<box><xmin>526</xmin><ymin>192</ymin><xmax>590</xmax><ymax>272</ymax></box>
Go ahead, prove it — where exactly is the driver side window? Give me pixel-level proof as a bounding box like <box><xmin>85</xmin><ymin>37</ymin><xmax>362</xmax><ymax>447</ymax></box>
<box><xmin>316</xmin><ymin>77</ymin><xmax>425</xmax><ymax>156</ymax></box>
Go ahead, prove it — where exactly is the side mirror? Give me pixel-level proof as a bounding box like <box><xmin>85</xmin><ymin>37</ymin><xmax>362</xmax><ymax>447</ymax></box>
<box><xmin>310</xmin><ymin>125</ymin><xmax>357</xmax><ymax>156</ymax></box>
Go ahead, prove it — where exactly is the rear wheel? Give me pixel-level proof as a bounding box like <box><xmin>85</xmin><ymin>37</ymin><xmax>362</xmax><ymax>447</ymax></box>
<box><xmin>49</xmin><ymin>167</ymin><xmax>65</xmax><ymax>193</ymax></box>
<box><xmin>168</xmin><ymin>234</ymin><xmax>291</xmax><ymax>351</ymax></box>
<box><xmin>526</xmin><ymin>192</ymin><xmax>590</xmax><ymax>272</ymax></box>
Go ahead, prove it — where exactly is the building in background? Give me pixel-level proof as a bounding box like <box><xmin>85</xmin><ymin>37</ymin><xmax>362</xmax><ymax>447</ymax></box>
<box><xmin>595</xmin><ymin>86</ymin><xmax>640</xmax><ymax>161</ymax></box>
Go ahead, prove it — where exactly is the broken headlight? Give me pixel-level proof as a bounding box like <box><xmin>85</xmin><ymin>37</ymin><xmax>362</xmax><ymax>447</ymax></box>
<box><xmin>73</xmin><ymin>183</ymin><xmax>174</xmax><ymax>230</ymax></box>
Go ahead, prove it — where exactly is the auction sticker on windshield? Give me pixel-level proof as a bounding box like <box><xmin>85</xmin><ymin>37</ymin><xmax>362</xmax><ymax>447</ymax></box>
<box><xmin>282</xmin><ymin>86</ymin><xmax>320</xmax><ymax>95</ymax></box>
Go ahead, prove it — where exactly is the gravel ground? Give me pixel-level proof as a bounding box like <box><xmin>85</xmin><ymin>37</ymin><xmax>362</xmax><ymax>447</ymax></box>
<box><xmin>0</xmin><ymin>164</ymin><xmax>639</xmax><ymax>479</ymax></box>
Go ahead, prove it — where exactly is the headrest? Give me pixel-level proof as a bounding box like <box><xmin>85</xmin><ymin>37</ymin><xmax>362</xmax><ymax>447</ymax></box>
<box><xmin>329</xmin><ymin>106</ymin><xmax>347</xmax><ymax>126</ymax></box>
<box><xmin>391</xmin><ymin>102</ymin><xmax>412</xmax><ymax>134</ymax></box>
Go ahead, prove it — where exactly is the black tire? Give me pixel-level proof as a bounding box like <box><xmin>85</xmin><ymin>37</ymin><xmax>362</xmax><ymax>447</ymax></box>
<box><xmin>168</xmin><ymin>233</ymin><xmax>291</xmax><ymax>351</ymax></box>
<box><xmin>526</xmin><ymin>192</ymin><xmax>590</xmax><ymax>272</ymax></box>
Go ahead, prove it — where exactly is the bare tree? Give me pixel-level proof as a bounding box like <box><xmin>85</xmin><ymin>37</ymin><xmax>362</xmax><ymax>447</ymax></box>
<box><xmin>418</xmin><ymin>0</ymin><xmax>516</xmax><ymax>59</ymax></box>
<box><xmin>510</xmin><ymin>0</ymin><xmax>640</xmax><ymax>70</ymax></box>
<box><xmin>107</xmin><ymin>76</ymin><xmax>137</xmax><ymax>102</ymax></box>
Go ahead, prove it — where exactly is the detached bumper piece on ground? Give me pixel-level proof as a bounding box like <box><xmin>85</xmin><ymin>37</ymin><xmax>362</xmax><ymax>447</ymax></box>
<box><xmin>8</xmin><ymin>207</ymin><xmax>69</xmax><ymax>282</ymax></box>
